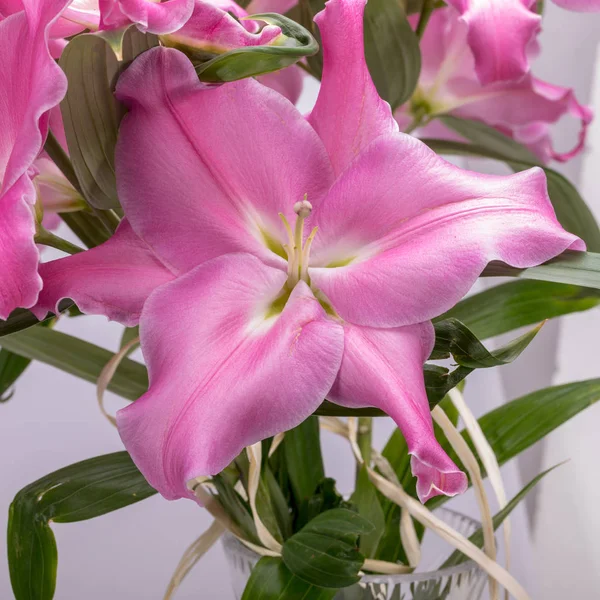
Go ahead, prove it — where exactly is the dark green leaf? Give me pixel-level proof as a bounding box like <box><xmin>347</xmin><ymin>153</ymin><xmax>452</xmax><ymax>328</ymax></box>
<box><xmin>426</xmin><ymin>378</ymin><xmax>600</xmax><ymax>509</ymax></box>
<box><xmin>441</xmin><ymin>463</ymin><xmax>562</xmax><ymax>568</ymax></box>
<box><xmin>438</xmin><ymin>280</ymin><xmax>600</xmax><ymax>340</ymax></box>
<box><xmin>296</xmin><ymin>477</ymin><xmax>348</xmax><ymax>531</ymax></box>
<box><xmin>242</xmin><ymin>557</ymin><xmax>336</xmax><ymax>600</ymax></box>
<box><xmin>8</xmin><ymin>452</ymin><xmax>155</xmax><ymax>600</ymax></box>
<box><xmin>0</xmin><ymin>325</ymin><xmax>147</xmax><ymax>400</ymax></box>
<box><xmin>283</xmin><ymin>417</ymin><xmax>325</xmax><ymax>509</ymax></box>
<box><xmin>364</xmin><ymin>0</ymin><xmax>421</xmax><ymax>109</ymax></box>
<box><xmin>423</xmin><ymin>132</ymin><xmax>600</xmax><ymax>251</ymax></box>
<box><xmin>432</xmin><ymin>318</ymin><xmax>542</xmax><ymax>368</ymax></box>
<box><xmin>262</xmin><ymin>467</ymin><xmax>293</xmax><ymax>540</ymax></box>
<box><xmin>119</xmin><ymin>325</ymin><xmax>140</xmax><ymax>352</ymax></box>
<box><xmin>59</xmin><ymin>211</ymin><xmax>114</xmax><ymax>248</ymax></box>
<box><xmin>287</xmin><ymin>0</ymin><xmax>325</xmax><ymax>79</ymax></box>
<box><xmin>350</xmin><ymin>467</ymin><xmax>385</xmax><ymax>558</ymax></box>
<box><xmin>482</xmin><ymin>251</ymin><xmax>600</xmax><ymax>290</ymax></box>
<box><xmin>59</xmin><ymin>34</ymin><xmax>124</xmax><ymax>209</ymax></box>
<box><xmin>282</xmin><ymin>508</ymin><xmax>373</xmax><ymax>588</ymax></box>
<box><xmin>438</xmin><ymin>115</ymin><xmax>540</xmax><ymax>163</ymax></box>
<box><xmin>121</xmin><ymin>27</ymin><xmax>159</xmax><ymax>64</ymax></box>
<box><xmin>0</xmin><ymin>319</ymin><xmax>54</xmax><ymax>401</ymax></box>
<box><xmin>187</xmin><ymin>14</ymin><xmax>318</xmax><ymax>82</ymax></box>
<box><xmin>0</xmin><ymin>349</ymin><xmax>30</xmax><ymax>401</ymax></box>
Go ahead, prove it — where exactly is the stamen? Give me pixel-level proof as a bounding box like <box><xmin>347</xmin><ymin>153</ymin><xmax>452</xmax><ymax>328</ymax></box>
<box><xmin>282</xmin><ymin>195</ymin><xmax>317</xmax><ymax>288</ymax></box>
<box><xmin>301</xmin><ymin>226</ymin><xmax>318</xmax><ymax>283</ymax></box>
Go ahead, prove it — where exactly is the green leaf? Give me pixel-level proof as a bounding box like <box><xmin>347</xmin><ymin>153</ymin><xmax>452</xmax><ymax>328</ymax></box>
<box><xmin>283</xmin><ymin>417</ymin><xmax>325</xmax><ymax>511</ymax></box>
<box><xmin>242</xmin><ymin>557</ymin><xmax>336</xmax><ymax>600</ymax></box>
<box><xmin>438</xmin><ymin>115</ymin><xmax>540</xmax><ymax>163</ymax></box>
<box><xmin>438</xmin><ymin>280</ymin><xmax>600</xmax><ymax>340</ymax></box>
<box><xmin>120</xmin><ymin>325</ymin><xmax>140</xmax><ymax>352</ymax></box>
<box><xmin>189</xmin><ymin>14</ymin><xmax>318</xmax><ymax>83</ymax></box>
<box><xmin>0</xmin><ymin>319</ymin><xmax>54</xmax><ymax>401</ymax></box>
<box><xmin>282</xmin><ymin>508</ymin><xmax>374</xmax><ymax>588</ymax></box>
<box><xmin>423</xmin><ymin>131</ymin><xmax>600</xmax><ymax>251</ymax></box>
<box><xmin>482</xmin><ymin>250</ymin><xmax>600</xmax><ymax>290</ymax></box>
<box><xmin>363</xmin><ymin>0</ymin><xmax>421</xmax><ymax>109</ymax></box>
<box><xmin>286</xmin><ymin>0</ymin><xmax>325</xmax><ymax>79</ymax></box>
<box><xmin>0</xmin><ymin>305</ymin><xmax>69</xmax><ymax>338</ymax></box>
<box><xmin>432</xmin><ymin>318</ymin><xmax>542</xmax><ymax>368</ymax></box>
<box><xmin>441</xmin><ymin>463</ymin><xmax>562</xmax><ymax>568</ymax></box>
<box><xmin>0</xmin><ymin>349</ymin><xmax>31</xmax><ymax>401</ymax></box>
<box><xmin>426</xmin><ymin>377</ymin><xmax>600</xmax><ymax>510</ymax></box>
<box><xmin>8</xmin><ymin>452</ymin><xmax>156</xmax><ymax>600</ymax></box>
<box><xmin>350</xmin><ymin>466</ymin><xmax>385</xmax><ymax>558</ymax></box>
<box><xmin>59</xmin><ymin>34</ymin><xmax>124</xmax><ymax>209</ymax></box>
<box><xmin>296</xmin><ymin>477</ymin><xmax>348</xmax><ymax>531</ymax></box>
<box><xmin>0</xmin><ymin>325</ymin><xmax>147</xmax><ymax>400</ymax></box>
<box><xmin>121</xmin><ymin>27</ymin><xmax>160</xmax><ymax>64</ymax></box>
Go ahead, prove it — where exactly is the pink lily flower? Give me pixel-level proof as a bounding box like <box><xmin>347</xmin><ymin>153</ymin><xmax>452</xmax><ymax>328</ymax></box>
<box><xmin>0</xmin><ymin>0</ymin><xmax>68</xmax><ymax>321</ymax></box>
<box><xmin>445</xmin><ymin>0</ymin><xmax>599</xmax><ymax>86</ymax></box>
<box><xmin>35</xmin><ymin>0</ymin><xmax>582</xmax><ymax>504</ymax></box>
<box><xmin>396</xmin><ymin>7</ymin><xmax>593</xmax><ymax>164</ymax></box>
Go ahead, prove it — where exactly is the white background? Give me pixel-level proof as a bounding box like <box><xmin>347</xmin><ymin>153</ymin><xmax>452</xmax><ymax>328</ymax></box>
<box><xmin>1</xmin><ymin>4</ymin><xmax>600</xmax><ymax>598</ymax></box>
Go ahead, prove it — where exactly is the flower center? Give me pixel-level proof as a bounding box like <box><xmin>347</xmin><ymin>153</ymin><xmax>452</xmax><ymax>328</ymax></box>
<box><xmin>279</xmin><ymin>196</ymin><xmax>318</xmax><ymax>288</ymax></box>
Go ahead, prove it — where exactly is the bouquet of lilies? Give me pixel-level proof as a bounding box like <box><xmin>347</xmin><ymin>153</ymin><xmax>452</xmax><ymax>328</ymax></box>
<box><xmin>1</xmin><ymin>0</ymin><xmax>600</xmax><ymax>597</ymax></box>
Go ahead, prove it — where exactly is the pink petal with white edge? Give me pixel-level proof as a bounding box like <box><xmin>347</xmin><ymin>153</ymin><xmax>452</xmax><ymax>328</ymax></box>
<box><xmin>105</xmin><ymin>0</ymin><xmax>194</xmax><ymax>34</ymax></box>
<box><xmin>115</xmin><ymin>47</ymin><xmax>333</xmax><ymax>274</ymax></box>
<box><xmin>0</xmin><ymin>0</ymin><xmax>68</xmax><ymax>194</ymax></box>
<box><xmin>0</xmin><ymin>177</ymin><xmax>41</xmax><ymax>320</ymax></box>
<box><xmin>33</xmin><ymin>220</ymin><xmax>176</xmax><ymax>326</ymax></box>
<box><xmin>552</xmin><ymin>0</ymin><xmax>600</xmax><ymax>10</ymax></box>
<box><xmin>309</xmin><ymin>133</ymin><xmax>583</xmax><ymax>328</ymax></box>
<box><xmin>445</xmin><ymin>0</ymin><xmax>540</xmax><ymax>85</ymax></box>
<box><xmin>117</xmin><ymin>253</ymin><xmax>344</xmax><ymax>500</ymax></box>
<box><xmin>308</xmin><ymin>0</ymin><xmax>398</xmax><ymax>176</ymax></box>
<box><xmin>161</xmin><ymin>0</ymin><xmax>281</xmax><ymax>51</ymax></box>
<box><xmin>258</xmin><ymin>66</ymin><xmax>304</xmax><ymax>105</ymax></box>
<box><xmin>328</xmin><ymin>322</ymin><xmax>467</xmax><ymax>503</ymax></box>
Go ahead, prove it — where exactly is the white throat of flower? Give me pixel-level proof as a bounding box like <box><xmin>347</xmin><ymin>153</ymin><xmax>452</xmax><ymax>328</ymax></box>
<box><xmin>279</xmin><ymin>196</ymin><xmax>318</xmax><ymax>288</ymax></box>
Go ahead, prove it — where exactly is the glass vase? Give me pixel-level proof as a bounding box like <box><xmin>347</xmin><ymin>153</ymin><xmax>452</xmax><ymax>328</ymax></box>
<box><xmin>222</xmin><ymin>508</ymin><xmax>487</xmax><ymax>600</ymax></box>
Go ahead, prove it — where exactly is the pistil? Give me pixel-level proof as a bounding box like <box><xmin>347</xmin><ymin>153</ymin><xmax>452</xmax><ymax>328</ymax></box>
<box><xmin>279</xmin><ymin>196</ymin><xmax>318</xmax><ymax>288</ymax></box>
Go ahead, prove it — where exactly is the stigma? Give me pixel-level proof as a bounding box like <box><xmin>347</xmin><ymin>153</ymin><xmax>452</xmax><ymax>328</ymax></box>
<box><xmin>279</xmin><ymin>195</ymin><xmax>318</xmax><ymax>288</ymax></box>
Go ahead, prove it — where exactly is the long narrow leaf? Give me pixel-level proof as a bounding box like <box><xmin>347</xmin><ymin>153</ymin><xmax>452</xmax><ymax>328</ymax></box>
<box><xmin>8</xmin><ymin>452</ymin><xmax>156</xmax><ymax>600</ymax></box>
<box><xmin>0</xmin><ymin>325</ymin><xmax>147</xmax><ymax>400</ymax></box>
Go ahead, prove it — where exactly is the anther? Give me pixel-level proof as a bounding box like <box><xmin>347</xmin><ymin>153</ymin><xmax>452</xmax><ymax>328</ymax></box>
<box><xmin>293</xmin><ymin>199</ymin><xmax>312</xmax><ymax>219</ymax></box>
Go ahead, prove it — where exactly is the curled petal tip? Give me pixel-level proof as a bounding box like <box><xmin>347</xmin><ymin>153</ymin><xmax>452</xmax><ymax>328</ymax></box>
<box><xmin>412</xmin><ymin>454</ymin><xmax>469</xmax><ymax>503</ymax></box>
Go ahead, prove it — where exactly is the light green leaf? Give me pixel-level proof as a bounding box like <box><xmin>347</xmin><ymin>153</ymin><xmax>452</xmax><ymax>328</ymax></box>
<box><xmin>425</xmin><ymin>377</ymin><xmax>600</xmax><ymax>509</ymax></box>
<box><xmin>364</xmin><ymin>0</ymin><xmax>421</xmax><ymax>109</ymax></box>
<box><xmin>482</xmin><ymin>251</ymin><xmax>600</xmax><ymax>290</ymax></box>
<box><xmin>191</xmin><ymin>14</ymin><xmax>318</xmax><ymax>83</ymax></box>
<box><xmin>8</xmin><ymin>452</ymin><xmax>156</xmax><ymax>600</ymax></box>
<box><xmin>350</xmin><ymin>466</ymin><xmax>386</xmax><ymax>558</ymax></box>
<box><xmin>59</xmin><ymin>34</ymin><xmax>124</xmax><ymax>209</ymax></box>
<box><xmin>282</xmin><ymin>416</ymin><xmax>325</xmax><ymax>511</ymax></box>
<box><xmin>0</xmin><ymin>325</ymin><xmax>147</xmax><ymax>400</ymax></box>
<box><xmin>438</xmin><ymin>280</ymin><xmax>600</xmax><ymax>340</ymax></box>
<box><xmin>441</xmin><ymin>463</ymin><xmax>562</xmax><ymax>567</ymax></box>
<box><xmin>242</xmin><ymin>557</ymin><xmax>337</xmax><ymax>600</ymax></box>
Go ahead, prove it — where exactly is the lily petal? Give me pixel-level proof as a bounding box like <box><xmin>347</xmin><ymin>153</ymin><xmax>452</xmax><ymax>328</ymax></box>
<box><xmin>33</xmin><ymin>220</ymin><xmax>176</xmax><ymax>326</ymax></box>
<box><xmin>257</xmin><ymin>66</ymin><xmax>304</xmax><ymax>105</ymax></box>
<box><xmin>453</xmin><ymin>76</ymin><xmax>594</xmax><ymax>163</ymax></box>
<box><xmin>115</xmin><ymin>47</ymin><xmax>333</xmax><ymax>274</ymax></box>
<box><xmin>445</xmin><ymin>0</ymin><xmax>540</xmax><ymax>85</ymax></box>
<box><xmin>552</xmin><ymin>0</ymin><xmax>600</xmax><ymax>10</ymax></box>
<box><xmin>0</xmin><ymin>0</ymin><xmax>68</xmax><ymax>194</ymax></box>
<box><xmin>0</xmin><ymin>177</ymin><xmax>41</xmax><ymax>320</ymax></box>
<box><xmin>308</xmin><ymin>0</ymin><xmax>398</xmax><ymax>176</ymax></box>
<box><xmin>309</xmin><ymin>133</ymin><xmax>583</xmax><ymax>328</ymax></box>
<box><xmin>117</xmin><ymin>253</ymin><xmax>344</xmax><ymax>500</ymax></box>
<box><xmin>328</xmin><ymin>322</ymin><xmax>467</xmax><ymax>503</ymax></box>
<box><xmin>160</xmin><ymin>0</ymin><xmax>281</xmax><ymax>51</ymax></box>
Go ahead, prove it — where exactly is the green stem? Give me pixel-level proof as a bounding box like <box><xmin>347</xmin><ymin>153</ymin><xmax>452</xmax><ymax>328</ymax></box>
<box><xmin>35</xmin><ymin>228</ymin><xmax>84</xmax><ymax>255</ymax></box>
<box><xmin>415</xmin><ymin>0</ymin><xmax>435</xmax><ymax>40</ymax></box>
